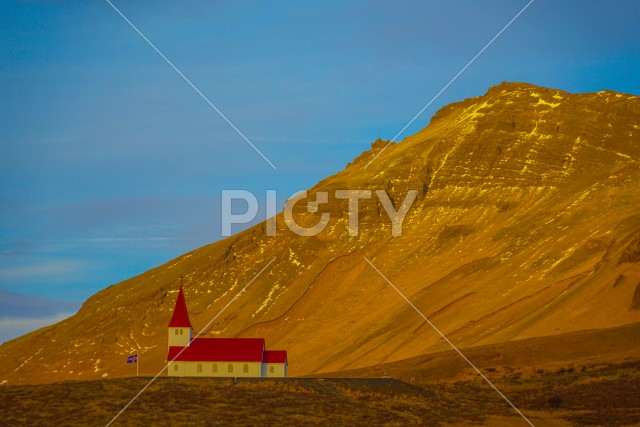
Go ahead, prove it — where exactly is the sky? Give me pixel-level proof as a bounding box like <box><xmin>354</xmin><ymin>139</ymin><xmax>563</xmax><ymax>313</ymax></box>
<box><xmin>1</xmin><ymin>0</ymin><xmax>639</xmax><ymax>342</ymax></box>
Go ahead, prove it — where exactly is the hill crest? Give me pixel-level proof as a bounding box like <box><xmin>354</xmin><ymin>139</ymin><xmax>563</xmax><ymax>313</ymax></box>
<box><xmin>1</xmin><ymin>82</ymin><xmax>639</xmax><ymax>385</ymax></box>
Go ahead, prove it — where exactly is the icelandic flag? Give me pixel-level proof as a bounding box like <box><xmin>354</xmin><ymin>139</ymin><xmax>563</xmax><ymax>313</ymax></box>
<box><xmin>127</xmin><ymin>354</ymin><xmax>138</xmax><ymax>363</ymax></box>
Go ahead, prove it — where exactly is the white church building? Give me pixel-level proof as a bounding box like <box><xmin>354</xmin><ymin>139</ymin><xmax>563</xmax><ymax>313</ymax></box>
<box><xmin>167</xmin><ymin>286</ymin><xmax>288</xmax><ymax>378</ymax></box>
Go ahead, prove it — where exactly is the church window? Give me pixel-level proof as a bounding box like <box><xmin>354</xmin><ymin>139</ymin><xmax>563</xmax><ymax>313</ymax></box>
<box><xmin>179</xmin><ymin>329</ymin><xmax>184</xmax><ymax>335</ymax></box>
<box><xmin>174</xmin><ymin>364</ymin><xmax>179</xmax><ymax>372</ymax></box>
<box><xmin>243</xmin><ymin>364</ymin><xmax>249</xmax><ymax>373</ymax></box>
<box><xmin>228</xmin><ymin>364</ymin><xmax>233</xmax><ymax>373</ymax></box>
<box><xmin>270</xmin><ymin>366</ymin><xmax>275</xmax><ymax>373</ymax></box>
<box><xmin>174</xmin><ymin>329</ymin><xmax>178</xmax><ymax>335</ymax></box>
<box><xmin>197</xmin><ymin>364</ymin><xmax>202</xmax><ymax>373</ymax></box>
<box><xmin>212</xmin><ymin>364</ymin><xmax>218</xmax><ymax>373</ymax></box>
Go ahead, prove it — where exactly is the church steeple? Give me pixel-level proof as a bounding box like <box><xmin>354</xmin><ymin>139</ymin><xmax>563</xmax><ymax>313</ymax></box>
<box><xmin>168</xmin><ymin>285</ymin><xmax>192</xmax><ymax>328</ymax></box>
<box><xmin>168</xmin><ymin>282</ymin><xmax>192</xmax><ymax>348</ymax></box>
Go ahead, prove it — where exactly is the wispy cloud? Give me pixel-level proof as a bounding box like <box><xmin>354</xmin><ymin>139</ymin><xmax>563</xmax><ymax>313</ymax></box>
<box><xmin>0</xmin><ymin>290</ymin><xmax>80</xmax><ymax>318</ymax></box>
<box><xmin>43</xmin><ymin>237</ymin><xmax>173</xmax><ymax>244</ymax></box>
<box><xmin>0</xmin><ymin>290</ymin><xmax>79</xmax><ymax>343</ymax></box>
<box><xmin>0</xmin><ymin>259</ymin><xmax>83</xmax><ymax>281</ymax></box>
<box><xmin>0</xmin><ymin>313</ymin><xmax>75</xmax><ymax>344</ymax></box>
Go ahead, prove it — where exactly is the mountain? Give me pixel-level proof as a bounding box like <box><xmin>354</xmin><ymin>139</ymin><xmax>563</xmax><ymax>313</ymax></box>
<box><xmin>1</xmin><ymin>82</ymin><xmax>639</xmax><ymax>385</ymax></box>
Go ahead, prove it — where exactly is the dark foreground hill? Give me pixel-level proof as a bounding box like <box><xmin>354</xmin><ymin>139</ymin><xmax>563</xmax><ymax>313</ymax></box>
<box><xmin>1</xmin><ymin>361</ymin><xmax>639</xmax><ymax>427</ymax></box>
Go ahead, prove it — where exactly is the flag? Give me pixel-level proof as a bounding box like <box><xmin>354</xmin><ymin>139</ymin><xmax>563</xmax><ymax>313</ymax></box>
<box><xmin>127</xmin><ymin>354</ymin><xmax>138</xmax><ymax>363</ymax></box>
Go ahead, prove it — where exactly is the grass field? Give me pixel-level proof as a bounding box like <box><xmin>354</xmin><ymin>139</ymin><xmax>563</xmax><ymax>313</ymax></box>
<box><xmin>0</xmin><ymin>360</ymin><xmax>638</xmax><ymax>426</ymax></box>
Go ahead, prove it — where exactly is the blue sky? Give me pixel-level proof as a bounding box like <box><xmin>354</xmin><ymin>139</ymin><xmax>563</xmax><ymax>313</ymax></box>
<box><xmin>1</xmin><ymin>0</ymin><xmax>639</xmax><ymax>341</ymax></box>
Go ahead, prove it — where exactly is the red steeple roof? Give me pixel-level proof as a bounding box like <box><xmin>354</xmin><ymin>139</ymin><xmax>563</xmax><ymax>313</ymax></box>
<box><xmin>168</xmin><ymin>286</ymin><xmax>192</xmax><ymax>328</ymax></box>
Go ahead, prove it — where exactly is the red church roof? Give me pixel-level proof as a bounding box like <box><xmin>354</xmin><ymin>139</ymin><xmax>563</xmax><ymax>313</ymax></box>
<box><xmin>168</xmin><ymin>286</ymin><xmax>192</xmax><ymax>328</ymax></box>
<box><xmin>168</xmin><ymin>338</ymin><xmax>266</xmax><ymax>362</ymax></box>
<box><xmin>263</xmin><ymin>350</ymin><xmax>288</xmax><ymax>364</ymax></box>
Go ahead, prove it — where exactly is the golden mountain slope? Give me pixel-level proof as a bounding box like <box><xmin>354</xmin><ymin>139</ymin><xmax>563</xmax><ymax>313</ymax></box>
<box><xmin>2</xmin><ymin>82</ymin><xmax>639</xmax><ymax>385</ymax></box>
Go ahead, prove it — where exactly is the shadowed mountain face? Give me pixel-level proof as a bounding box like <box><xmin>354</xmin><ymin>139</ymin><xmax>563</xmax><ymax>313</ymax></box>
<box><xmin>1</xmin><ymin>82</ymin><xmax>639</xmax><ymax>385</ymax></box>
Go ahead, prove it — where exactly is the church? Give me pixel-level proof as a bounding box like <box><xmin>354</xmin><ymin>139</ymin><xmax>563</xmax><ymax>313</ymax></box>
<box><xmin>166</xmin><ymin>286</ymin><xmax>288</xmax><ymax>378</ymax></box>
